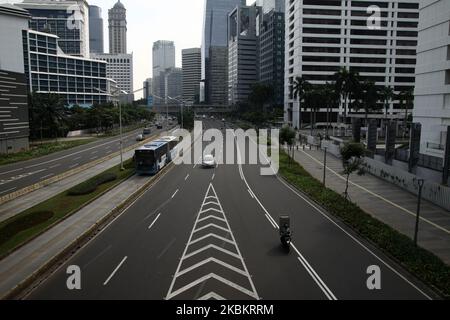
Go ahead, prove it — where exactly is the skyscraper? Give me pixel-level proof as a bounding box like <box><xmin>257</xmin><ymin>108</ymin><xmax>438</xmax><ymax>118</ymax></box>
<box><xmin>17</xmin><ymin>0</ymin><xmax>90</xmax><ymax>57</ymax></box>
<box><xmin>228</xmin><ymin>4</ymin><xmax>262</xmax><ymax>105</ymax></box>
<box><xmin>89</xmin><ymin>5</ymin><xmax>104</xmax><ymax>54</ymax></box>
<box><xmin>208</xmin><ymin>46</ymin><xmax>229</xmax><ymax>106</ymax></box>
<box><xmin>182</xmin><ymin>48</ymin><xmax>201</xmax><ymax>104</ymax></box>
<box><xmin>152</xmin><ymin>40</ymin><xmax>175</xmax><ymax>104</ymax></box>
<box><xmin>285</xmin><ymin>0</ymin><xmax>419</xmax><ymax>129</ymax></box>
<box><xmin>256</xmin><ymin>0</ymin><xmax>285</xmax><ymax>14</ymax></box>
<box><xmin>413</xmin><ymin>0</ymin><xmax>450</xmax><ymax>160</ymax></box>
<box><xmin>109</xmin><ymin>0</ymin><xmax>127</xmax><ymax>55</ymax></box>
<box><xmin>259</xmin><ymin>8</ymin><xmax>285</xmax><ymax>106</ymax></box>
<box><xmin>201</xmin><ymin>0</ymin><xmax>245</xmax><ymax>102</ymax></box>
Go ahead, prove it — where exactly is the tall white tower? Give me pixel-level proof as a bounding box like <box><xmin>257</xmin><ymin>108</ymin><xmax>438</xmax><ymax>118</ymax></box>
<box><xmin>108</xmin><ymin>0</ymin><xmax>127</xmax><ymax>54</ymax></box>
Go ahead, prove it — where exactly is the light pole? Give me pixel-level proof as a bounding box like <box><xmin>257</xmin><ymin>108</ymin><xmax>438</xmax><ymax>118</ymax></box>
<box><xmin>414</xmin><ymin>179</ymin><xmax>425</xmax><ymax>246</ymax></box>
<box><xmin>168</xmin><ymin>96</ymin><xmax>188</xmax><ymax>129</ymax></box>
<box><xmin>323</xmin><ymin>147</ymin><xmax>327</xmax><ymax>186</ymax></box>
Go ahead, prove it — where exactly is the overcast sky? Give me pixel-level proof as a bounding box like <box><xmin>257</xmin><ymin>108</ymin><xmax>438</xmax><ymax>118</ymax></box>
<box><xmin>5</xmin><ymin>0</ymin><xmax>252</xmax><ymax>99</ymax></box>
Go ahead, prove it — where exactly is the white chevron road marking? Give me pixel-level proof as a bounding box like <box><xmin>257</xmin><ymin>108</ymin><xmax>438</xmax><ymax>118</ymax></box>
<box><xmin>197</xmin><ymin>291</ymin><xmax>226</xmax><ymax>300</ymax></box>
<box><xmin>165</xmin><ymin>183</ymin><xmax>259</xmax><ymax>300</ymax></box>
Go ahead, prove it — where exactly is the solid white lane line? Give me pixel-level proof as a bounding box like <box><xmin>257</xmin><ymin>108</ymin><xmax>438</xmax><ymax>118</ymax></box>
<box><xmin>103</xmin><ymin>256</ymin><xmax>127</xmax><ymax>286</ymax></box>
<box><xmin>235</xmin><ymin>136</ymin><xmax>337</xmax><ymax>300</ymax></box>
<box><xmin>69</xmin><ymin>163</ymin><xmax>79</xmax><ymax>169</ymax></box>
<box><xmin>247</xmin><ymin>189</ymin><xmax>254</xmax><ymax>199</ymax></box>
<box><xmin>265</xmin><ymin>214</ymin><xmax>276</xmax><ymax>229</ymax></box>
<box><xmin>171</xmin><ymin>189</ymin><xmax>179</xmax><ymax>199</ymax></box>
<box><xmin>299</xmin><ymin>149</ymin><xmax>449</xmax><ymax>234</ymax></box>
<box><xmin>0</xmin><ymin>187</ymin><xmax>16</xmax><ymax>195</ymax></box>
<box><xmin>40</xmin><ymin>173</ymin><xmax>54</xmax><ymax>180</ymax></box>
<box><xmin>148</xmin><ymin>213</ymin><xmax>161</xmax><ymax>230</ymax></box>
<box><xmin>247</xmin><ymin>134</ymin><xmax>432</xmax><ymax>299</ymax></box>
<box><xmin>212</xmin><ymin>173</ymin><xmax>215</xmax><ymax>181</ymax></box>
<box><xmin>185</xmin><ymin>174</ymin><xmax>190</xmax><ymax>181</ymax></box>
<box><xmin>277</xmin><ymin>176</ymin><xmax>433</xmax><ymax>300</ymax></box>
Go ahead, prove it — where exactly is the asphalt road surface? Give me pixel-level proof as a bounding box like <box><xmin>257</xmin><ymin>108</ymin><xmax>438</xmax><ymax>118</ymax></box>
<box><xmin>0</xmin><ymin>124</ymin><xmax>173</xmax><ymax>197</ymax></box>
<box><xmin>27</xmin><ymin>120</ymin><xmax>435</xmax><ymax>300</ymax></box>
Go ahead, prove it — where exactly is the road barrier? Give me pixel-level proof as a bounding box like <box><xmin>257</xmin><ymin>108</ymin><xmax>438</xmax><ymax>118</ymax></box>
<box><xmin>0</xmin><ymin>129</ymin><xmax>175</xmax><ymax>206</ymax></box>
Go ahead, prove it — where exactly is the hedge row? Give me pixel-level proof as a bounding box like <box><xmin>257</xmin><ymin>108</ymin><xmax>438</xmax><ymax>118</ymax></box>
<box><xmin>279</xmin><ymin>151</ymin><xmax>450</xmax><ymax>298</ymax></box>
<box><xmin>68</xmin><ymin>172</ymin><xmax>117</xmax><ymax>196</ymax></box>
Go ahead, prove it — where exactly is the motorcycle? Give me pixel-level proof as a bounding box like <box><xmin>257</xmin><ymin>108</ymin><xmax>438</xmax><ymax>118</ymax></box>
<box><xmin>279</xmin><ymin>216</ymin><xmax>292</xmax><ymax>251</ymax></box>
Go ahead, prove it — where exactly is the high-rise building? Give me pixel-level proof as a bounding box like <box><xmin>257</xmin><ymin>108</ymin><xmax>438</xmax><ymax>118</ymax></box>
<box><xmin>228</xmin><ymin>4</ymin><xmax>262</xmax><ymax>105</ymax></box>
<box><xmin>413</xmin><ymin>0</ymin><xmax>450</xmax><ymax>159</ymax></box>
<box><xmin>153</xmin><ymin>40</ymin><xmax>176</xmax><ymax>76</ymax></box>
<box><xmin>259</xmin><ymin>8</ymin><xmax>285</xmax><ymax>106</ymax></box>
<box><xmin>182</xmin><ymin>48</ymin><xmax>201</xmax><ymax>104</ymax></box>
<box><xmin>165</xmin><ymin>67</ymin><xmax>183</xmax><ymax>105</ymax></box>
<box><xmin>152</xmin><ymin>40</ymin><xmax>175</xmax><ymax>104</ymax></box>
<box><xmin>17</xmin><ymin>0</ymin><xmax>90</xmax><ymax>57</ymax></box>
<box><xmin>0</xmin><ymin>4</ymin><xmax>30</xmax><ymax>154</ymax></box>
<box><xmin>89</xmin><ymin>5</ymin><xmax>104</xmax><ymax>54</ymax></box>
<box><xmin>201</xmin><ymin>0</ymin><xmax>245</xmax><ymax>103</ymax></box>
<box><xmin>23</xmin><ymin>30</ymin><xmax>109</xmax><ymax>107</ymax></box>
<box><xmin>143</xmin><ymin>78</ymin><xmax>152</xmax><ymax>102</ymax></box>
<box><xmin>109</xmin><ymin>0</ymin><xmax>127</xmax><ymax>55</ymax></box>
<box><xmin>284</xmin><ymin>0</ymin><xmax>419</xmax><ymax>129</ymax></box>
<box><xmin>256</xmin><ymin>0</ymin><xmax>285</xmax><ymax>14</ymax></box>
<box><xmin>91</xmin><ymin>53</ymin><xmax>134</xmax><ymax>100</ymax></box>
<box><xmin>208</xmin><ymin>46</ymin><xmax>228</xmax><ymax>105</ymax></box>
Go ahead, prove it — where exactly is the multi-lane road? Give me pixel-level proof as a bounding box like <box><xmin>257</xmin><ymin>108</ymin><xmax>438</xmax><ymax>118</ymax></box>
<box><xmin>26</xmin><ymin>120</ymin><xmax>435</xmax><ymax>300</ymax></box>
<box><xmin>0</xmin><ymin>124</ymin><xmax>171</xmax><ymax>198</ymax></box>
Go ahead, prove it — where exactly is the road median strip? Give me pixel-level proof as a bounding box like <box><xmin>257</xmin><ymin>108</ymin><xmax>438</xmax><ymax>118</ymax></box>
<box><xmin>0</xmin><ymin>129</ymin><xmax>170</xmax><ymax>206</ymax></box>
<box><xmin>278</xmin><ymin>150</ymin><xmax>450</xmax><ymax>299</ymax></box>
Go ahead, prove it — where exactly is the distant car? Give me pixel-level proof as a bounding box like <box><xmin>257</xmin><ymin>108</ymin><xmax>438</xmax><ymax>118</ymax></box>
<box><xmin>221</xmin><ymin>118</ymin><xmax>225</xmax><ymax>122</ymax></box>
<box><xmin>136</xmin><ymin>134</ymin><xmax>144</xmax><ymax>141</ymax></box>
<box><xmin>156</xmin><ymin>123</ymin><xmax>163</xmax><ymax>129</ymax></box>
<box><xmin>143</xmin><ymin>128</ymin><xmax>151</xmax><ymax>135</ymax></box>
<box><xmin>202</xmin><ymin>115</ymin><xmax>206</xmax><ymax>119</ymax></box>
<box><xmin>202</xmin><ymin>154</ymin><xmax>216</xmax><ymax>168</ymax></box>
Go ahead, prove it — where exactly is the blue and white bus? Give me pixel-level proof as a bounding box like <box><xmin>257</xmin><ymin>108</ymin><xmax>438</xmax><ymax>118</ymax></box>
<box><xmin>135</xmin><ymin>136</ymin><xmax>179</xmax><ymax>175</ymax></box>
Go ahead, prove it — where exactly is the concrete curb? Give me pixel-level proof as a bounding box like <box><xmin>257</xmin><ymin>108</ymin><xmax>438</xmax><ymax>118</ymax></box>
<box><xmin>2</xmin><ymin>161</ymin><xmax>175</xmax><ymax>300</ymax></box>
<box><xmin>0</xmin><ymin>130</ymin><xmax>170</xmax><ymax>206</ymax></box>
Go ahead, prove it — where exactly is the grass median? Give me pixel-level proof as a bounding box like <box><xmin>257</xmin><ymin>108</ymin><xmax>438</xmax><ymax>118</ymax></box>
<box><xmin>0</xmin><ymin>139</ymin><xmax>97</xmax><ymax>166</ymax></box>
<box><xmin>0</xmin><ymin>159</ymin><xmax>135</xmax><ymax>259</ymax></box>
<box><xmin>278</xmin><ymin>150</ymin><xmax>450</xmax><ymax>298</ymax></box>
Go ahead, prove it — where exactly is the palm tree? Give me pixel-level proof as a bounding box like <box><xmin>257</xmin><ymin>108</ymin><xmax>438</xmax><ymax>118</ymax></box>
<box><xmin>380</xmin><ymin>86</ymin><xmax>394</xmax><ymax>120</ymax></box>
<box><xmin>28</xmin><ymin>92</ymin><xmax>67</xmax><ymax>142</ymax></box>
<box><xmin>398</xmin><ymin>89</ymin><xmax>414</xmax><ymax>137</ymax></box>
<box><xmin>323</xmin><ymin>82</ymin><xmax>339</xmax><ymax>137</ymax></box>
<box><xmin>292</xmin><ymin>76</ymin><xmax>311</xmax><ymax>129</ymax></box>
<box><xmin>359</xmin><ymin>80</ymin><xmax>380</xmax><ymax>125</ymax></box>
<box><xmin>334</xmin><ymin>67</ymin><xmax>359</xmax><ymax>123</ymax></box>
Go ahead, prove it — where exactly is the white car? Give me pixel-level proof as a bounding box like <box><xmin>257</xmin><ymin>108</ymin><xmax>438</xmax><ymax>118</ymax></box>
<box><xmin>136</xmin><ymin>134</ymin><xmax>144</xmax><ymax>141</ymax></box>
<box><xmin>202</xmin><ymin>154</ymin><xmax>216</xmax><ymax>168</ymax></box>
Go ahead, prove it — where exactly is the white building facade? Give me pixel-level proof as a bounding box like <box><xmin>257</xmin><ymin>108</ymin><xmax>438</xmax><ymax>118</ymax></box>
<box><xmin>92</xmin><ymin>53</ymin><xmax>134</xmax><ymax>98</ymax></box>
<box><xmin>413</xmin><ymin>0</ymin><xmax>450</xmax><ymax>159</ymax></box>
<box><xmin>285</xmin><ymin>0</ymin><xmax>420</xmax><ymax>129</ymax></box>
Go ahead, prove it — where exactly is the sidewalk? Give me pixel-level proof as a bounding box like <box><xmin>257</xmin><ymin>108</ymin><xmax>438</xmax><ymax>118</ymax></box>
<box><xmin>0</xmin><ymin>127</ymin><xmax>178</xmax><ymax>223</ymax></box>
<box><xmin>290</xmin><ymin>145</ymin><xmax>450</xmax><ymax>265</ymax></box>
<box><xmin>0</xmin><ymin>172</ymin><xmax>156</xmax><ymax>298</ymax></box>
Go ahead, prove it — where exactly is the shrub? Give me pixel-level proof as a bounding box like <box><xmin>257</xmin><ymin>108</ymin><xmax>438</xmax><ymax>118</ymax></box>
<box><xmin>68</xmin><ymin>172</ymin><xmax>117</xmax><ymax>196</ymax></box>
<box><xmin>0</xmin><ymin>211</ymin><xmax>54</xmax><ymax>246</ymax></box>
<box><xmin>279</xmin><ymin>151</ymin><xmax>450</xmax><ymax>298</ymax></box>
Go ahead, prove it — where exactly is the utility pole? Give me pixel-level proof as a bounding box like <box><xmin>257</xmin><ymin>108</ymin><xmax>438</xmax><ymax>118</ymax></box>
<box><xmin>323</xmin><ymin>147</ymin><xmax>327</xmax><ymax>186</ymax></box>
<box><xmin>414</xmin><ymin>179</ymin><xmax>425</xmax><ymax>246</ymax></box>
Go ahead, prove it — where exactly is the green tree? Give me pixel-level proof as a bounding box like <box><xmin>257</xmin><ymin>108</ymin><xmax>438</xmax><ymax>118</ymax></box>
<box><xmin>340</xmin><ymin>142</ymin><xmax>366</xmax><ymax>200</ymax></box>
<box><xmin>178</xmin><ymin>109</ymin><xmax>194</xmax><ymax>131</ymax></box>
<box><xmin>380</xmin><ymin>86</ymin><xmax>394</xmax><ymax>120</ymax></box>
<box><xmin>334</xmin><ymin>68</ymin><xmax>359</xmax><ymax>122</ymax></box>
<box><xmin>398</xmin><ymin>89</ymin><xmax>414</xmax><ymax>137</ymax></box>
<box><xmin>28</xmin><ymin>92</ymin><xmax>67</xmax><ymax>141</ymax></box>
<box><xmin>323</xmin><ymin>82</ymin><xmax>340</xmax><ymax>137</ymax></box>
<box><xmin>248</xmin><ymin>83</ymin><xmax>274</xmax><ymax>113</ymax></box>
<box><xmin>280</xmin><ymin>126</ymin><xmax>296</xmax><ymax>166</ymax></box>
<box><xmin>292</xmin><ymin>76</ymin><xmax>311</xmax><ymax>129</ymax></box>
<box><xmin>355</xmin><ymin>80</ymin><xmax>380</xmax><ymax>125</ymax></box>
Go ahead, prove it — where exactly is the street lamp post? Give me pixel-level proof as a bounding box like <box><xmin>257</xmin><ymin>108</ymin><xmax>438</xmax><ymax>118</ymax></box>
<box><xmin>323</xmin><ymin>147</ymin><xmax>327</xmax><ymax>186</ymax></box>
<box><xmin>414</xmin><ymin>179</ymin><xmax>425</xmax><ymax>246</ymax></box>
<box><xmin>168</xmin><ymin>96</ymin><xmax>187</xmax><ymax>129</ymax></box>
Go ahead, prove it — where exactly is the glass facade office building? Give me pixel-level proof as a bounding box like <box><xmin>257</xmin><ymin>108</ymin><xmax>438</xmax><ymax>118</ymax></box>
<box><xmin>23</xmin><ymin>30</ymin><xmax>108</xmax><ymax>107</ymax></box>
